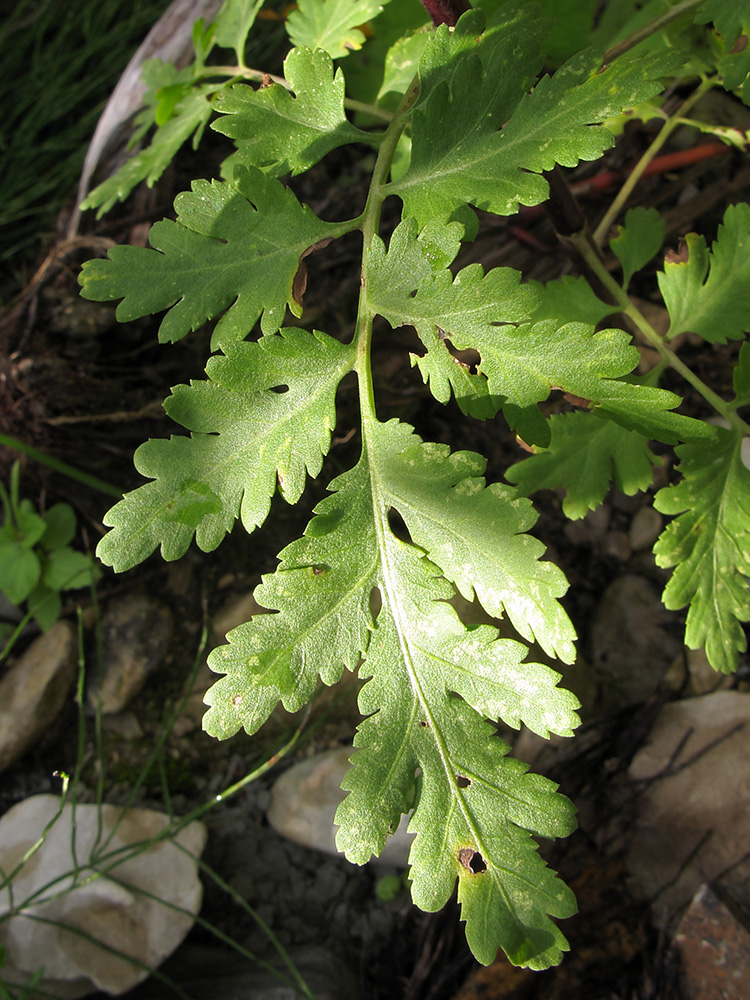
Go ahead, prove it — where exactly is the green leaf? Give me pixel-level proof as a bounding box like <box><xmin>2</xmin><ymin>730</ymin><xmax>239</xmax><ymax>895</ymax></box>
<box><xmin>204</xmin><ymin>458</ymin><xmax>378</xmax><ymax>738</ymax></box>
<box><xmin>42</xmin><ymin>549</ymin><xmax>99</xmax><ymax>592</ymax></box>
<box><xmin>213</xmin><ymin>0</ymin><xmax>264</xmax><ymax>62</ymax></box>
<box><xmin>366</xmin><ymin>217</ymin><xmax>538</xmax><ymax>415</ymax></box>
<box><xmin>80</xmin><ymin>167</ymin><xmax>349</xmax><ymax>348</ymax></box>
<box><xmin>390</xmin><ymin>8</ymin><xmax>675</xmax><ymax>226</ymax></box>
<box><xmin>507</xmin><ymin>411</ymin><xmax>658</xmax><ymax>519</ymax></box>
<box><xmin>335</xmin><ymin>533</ymin><xmax>578</xmax><ymax>969</ymax></box>
<box><xmin>15</xmin><ymin>500</ymin><xmax>47</xmax><ymax>548</ymax></box>
<box><xmin>610</xmin><ymin>206</ymin><xmax>665</xmax><ymax>289</ymax></box>
<box><xmin>378</xmin><ymin>31</ymin><xmax>429</xmax><ymax>103</ymax></box>
<box><xmin>657</xmin><ymin>203</ymin><xmax>750</xmax><ymax>342</ymax></box>
<box><xmin>40</xmin><ymin>503</ymin><xmax>77</xmax><ymax>551</ymax></box>
<box><xmin>654</xmin><ymin>427</ymin><xmax>750</xmax><ymax>673</ymax></box>
<box><xmin>368</xmin><ymin>420</ymin><xmax>577</xmax><ymax>663</ymax></box>
<box><xmin>81</xmin><ymin>88</ymin><xmax>216</xmax><ymax>217</ymax></box>
<box><xmin>695</xmin><ymin>0</ymin><xmax>750</xmax><ymax>99</ymax></box>
<box><xmin>206</xmin><ymin>422</ymin><xmax>580</xmax><ymax>968</ymax></box>
<box><xmin>97</xmin><ymin>329</ymin><xmax>354</xmax><ymax>571</ymax></box>
<box><xmin>451</xmin><ymin>319</ymin><xmax>712</xmax><ymax>445</ymax></box>
<box><xmin>0</xmin><ymin>541</ymin><xmax>41</xmax><ymax>605</ymax></box>
<box><xmin>287</xmin><ymin>0</ymin><xmax>390</xmax><ymax>59</ymax></box>
<box><xmin>212</xmin><ymin>47</ymin><xmax>372</xmax><ymax>177</ymax></box>
<box><xmin>529</xmin><ymin>275</ymin><xmax>619</xmax><ymax>326</ymax></box>
<box><xmin>27</xmin><ymin>582</ymin><xmax>62</xmax><ymax>633</ymax></box>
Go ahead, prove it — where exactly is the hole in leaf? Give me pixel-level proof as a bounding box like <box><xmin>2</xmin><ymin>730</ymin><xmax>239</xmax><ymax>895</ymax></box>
<box><xmin>419</xmin><ymin>720</ymin><xmax>429</xmax><ymax>728</ymax></box>
<box><xmin>269</xmin><ymin>385</ymin><xmax>289</xmax><ymax>394</ymax></box>
<box><xmin>369</xmin><ymin>586</ymin><xmax>382</xmax><ymax>619</ymax></box>
<box><xmin>456</xmin><ymin>775</ymin><xmax>471</xmax><ymax>788</ymax></box>
<box><xmin>387</xmin><ymin>507</ymin><xmax>411</xmax><ymax>543</ymax></box>
<box><xmin>459</xmin><ymin>848</ymin><xmax>487</xmax><ymax>874</ymax></box>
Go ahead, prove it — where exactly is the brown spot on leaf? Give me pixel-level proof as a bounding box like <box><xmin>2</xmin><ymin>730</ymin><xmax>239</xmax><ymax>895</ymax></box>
<box><xmin>730</xmin><ymin>34</ymin><xmax>748</xmax><ymax>55</ymax></box>
<box><xmin>232</xmin><ymin>694</ymin><xmax>243</xmax><ymax>707</ymax></box>
<box><xmin>456</xmin><ymin>775</ymin><xmax>471</xmax><ymax>788</ymax></box>
<box><xmin>665</xmin><ymin>239</ymin><xmax>690</xmax><ymax>265</ymax></box>
<box><xmin>564</xmin><ymin>392</ymin><xmax>591</xmax><ymax>408</ymax></box>
<box><xmin>459</xmin><ymin>847</ymin><xmax>487</xmax><ymax>874</ymax></box>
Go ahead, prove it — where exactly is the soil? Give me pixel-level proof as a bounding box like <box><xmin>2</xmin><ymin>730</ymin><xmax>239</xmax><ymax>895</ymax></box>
<box><xmin>2</xmin><ymin>47</ymin><xmax>750</xmax><ymax>1000</ymax></box>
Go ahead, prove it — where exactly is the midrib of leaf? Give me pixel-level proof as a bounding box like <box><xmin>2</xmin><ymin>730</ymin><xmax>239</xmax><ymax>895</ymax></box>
<box><xmin>353</xmin><ymin>73</ymin><xmax>501</xmax><ymax>905</ymax></box>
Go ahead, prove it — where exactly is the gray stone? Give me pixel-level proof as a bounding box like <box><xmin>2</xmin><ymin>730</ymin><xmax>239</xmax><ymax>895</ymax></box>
<box><xmin>628</xmin><ymin>505</ymin><xmax>663</xmax><ymax>552</ymax></box>
<box><xmin>0</xmin><ymin>794</ymin><xmax>206</xmax><ymax>998</ymax></box>
<box><xmin>267</xmin><ymin>746</ymin><xmax>414</xmax><ymax>867</ymax></box>
<box><xmin>0</xmin><ymin>620</ymin><xmax>77</xmax><ymax>772</ymax></box>
<box><xmin>90</xmin><ymin>594</ymin><xmax>173</xmax><ymax>714</ymax></box>
<box><xmin>590</xmin><ymin>574</ymin><xmax>682</xmax><ymax>709</ymax></box>
<box><xmin>627</xmin><ymin>692</ymin><xmax>750</xmax><ymax>925</ymax></box>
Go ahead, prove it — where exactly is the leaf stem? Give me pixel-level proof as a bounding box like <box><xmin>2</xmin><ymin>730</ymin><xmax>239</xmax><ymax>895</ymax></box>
<box><xmin>569</xmin><ymin>231</ymin><xmax>750</xmax><ymax>435</ymax></box>
<box><xmin>602</xmin><ymin>0</ymin><xmax>704</xmax><ymax>64</ymax></box>
<box><xmin>0</xmin><ymin>433</ymin><xmax>122</xmax><ymax>498</ymax></box>
<box><xmin>593</xmin><ymin>76</ymin><xmax>716</xmax><ymax>245</ymax></box>
<box><xmin>355</xmin><ymin>76</ymin><xmax>421</xmax><ymax>413</ymax></box>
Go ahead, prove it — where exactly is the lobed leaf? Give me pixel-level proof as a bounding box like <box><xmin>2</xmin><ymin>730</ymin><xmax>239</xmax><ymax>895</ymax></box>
<box><xmin>80</xmin><ymin>167</ymin><xmax>349</xmax><ymax>348</ymax></box>
<box><xmin>81</xmin><ymin>88</ymin><xmax>216</xmax><ymax>216</ymax></box>
<box><xmin>610</xmin><ymin>206</ymin><xmax>665</xmax><ymax>290</ymax></box>
<box><xmin>204</xmin><ymin>459</ymin><xmax>377</xmax><ymax>738</ymax></box>
<box><xmin>286</xmin><ymin>0</ymin><xmax>390</xmax><ymax>59</ymax></box>
<box><xmin>390</xmin><ymin>7</ymin><xmax>676</xmax><ymax>227</ymax></box>
<box><xmin>507</xmin><ymin>411</ymin><xmax>658</xmax><ymax>519</ymax></box>
<box><xmin>366</xmin><ymin>217</ymin><xmax>538</xmax><ymax>416</ymax></box>
<box><xmin>529</xmin><ymin>275</ymin><xmax>618</xmax><ymax>327</ymax></box>
<box><xmin>657</xmin><ymin>202</ymin><xmax>750</xmax><ymax>343</ymax></box>
<box><xmin>97</xmin><ymin>329</ymin><xmax>354</xmax><ymax>570</ymax></box>
<box><xmin>733</xmin><ymin>341</ymin><xmax>750</xmax><ymax>408</ymax></box>
<box><xmin>452</xmin><ymin>319</ymin><xmax>712</xmax><ymax>445</ymax></box>
<box><xmin>205</xmin><ymin>419</ymin><xmax>580</xmax><ymax>968</ymax></box>
<box><xmin>213</xmin><ymin>47</ymin><xmax>373</xmax><ymax>178</ymax></box>
<box><xmin>654</xmin><ymin>427</ymin><xmax>750</xmax><ymax>672</ymax></box>
<box><xmin>335</xmin><ymin>531</ymin><xmax>578</xmax><ymax>969</ymax></box>
<box><xmin>368</xmin><ymin>420</ymin><xmax>577</xmax><ymax>663</ymax></box>
<box><xmin>213</xmin><ymin>0</ymin><xmax>264</xmax><ymax>62</ymax></box>
<box><xmin>695</xmin><ymin>0</ymin><xmax>750</xmax><ymax>101</ymax></box>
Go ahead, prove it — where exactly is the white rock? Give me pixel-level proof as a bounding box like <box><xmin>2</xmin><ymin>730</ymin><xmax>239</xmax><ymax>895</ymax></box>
<box><xmin>0</xmin><ymin>795</ymin><xmax>206</xmax><ymax>997</ymax></box>
<box><xmin>0</xmin><ymin>620</ymin><xmax>77</xmax><ymax>772</ymax></box>
<box><xmin>626</xmin><ymin>691</ymin><xmax>750</xmax><ymax>925</ymax></box>
<box><xmin>267</xmin><ymin>747</ymin><xmax>414</xmax><ymax>867</ymax></box>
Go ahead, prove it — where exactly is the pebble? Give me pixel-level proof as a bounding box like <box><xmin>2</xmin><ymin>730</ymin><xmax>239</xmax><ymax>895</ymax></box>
<box><xmin>670</xmin><ymin>885</ymin><xmax>750</xmax><ymax>999</ymax></box>
<box><xmin>590</xmin><ymin>573</ymin><xmax>682</xmax><ymax>709</ymax></box>
<box><xmin>0</xmin><ymin>795</ymin><xmax>206</xmax><ymax>997</ymax></box>
<box><xmin>0</xmin><ymin>620</ymin><xmax>77</xmax><ymax>772</ymax></box>
<box><xmin>628</xmin><ymin>506</ymin><xmax>663</xmax><ymax>551</ymax></box>
<box><xmin>90</xmin><ymin>594</ymin><xmax>173</xmax><ymax>714</ymax></box>
<box><xmin>626</xmin><ymin>691</ymin><xmax>750</xmax><ymax>925</ymax></box>
<box><xmin>267</xmin><ymin>746</ymin><xmax>415</xmax><ymax>867</ymax></box>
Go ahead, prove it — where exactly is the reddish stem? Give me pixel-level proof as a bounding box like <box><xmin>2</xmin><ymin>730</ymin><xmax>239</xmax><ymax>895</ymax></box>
<box><xmin>420</xmin><ymin>0</ymin><xmax>471</xmax><ymax>27</ymax></box>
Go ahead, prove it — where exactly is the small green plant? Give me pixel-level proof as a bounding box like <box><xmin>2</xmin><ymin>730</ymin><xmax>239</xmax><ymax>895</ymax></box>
<box><xmin>79</xmin><ymin>0</ymin><xmax>750</xmax><ymax>970</ymax></box>
<box><xmin>0</xmin><ymin>462</ymin><xmax>99</xmax><ymax>638</ymax></box>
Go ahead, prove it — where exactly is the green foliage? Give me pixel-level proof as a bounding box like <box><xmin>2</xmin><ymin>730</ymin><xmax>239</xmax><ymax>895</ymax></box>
<box><xmin>657</xmin><ymin>202</ymin><xmax>750</xmax><ymax>342</ymax></box>
<box><xmin>508</xmin><ymin>412</ymin><xmax>660</xmax><ymax>520</ymax></box>
<box><xmin>654</xmin><ymin>428</ymin><xmax>750</xmax><ymax>673</ymax></box>
<box><xmin>79</xmin><ymin>0</ymin><xmax>750</xmax><ymax>971</ymax></box>
<box><xmin>610</xmin><ymin>206</ymin><xmax>665</xmax><ymax>290</ymax></box>
<box><xmin>0</xmin><ymin>463</ymin><xmax>99</xmax><ymax>632</ymax></box>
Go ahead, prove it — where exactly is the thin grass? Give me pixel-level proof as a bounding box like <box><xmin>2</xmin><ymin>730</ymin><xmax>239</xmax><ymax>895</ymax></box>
<box><xmin>0</xmin><ymin>0</ymin><xmax>171</xmax><ymax>285</ymax></box>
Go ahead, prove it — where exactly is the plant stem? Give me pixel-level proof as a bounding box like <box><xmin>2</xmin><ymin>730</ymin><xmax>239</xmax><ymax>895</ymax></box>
<box><xmin>570</xmin><ymin>231</ymin><xmax>750</xmax><ymax>435</ymax></box>
<box><xmin>355</xmin><ymin>76</ymin><xmax>421</xmax><ymax>413</ymax></box>
<box><xmin>0</xmin><ymin>433</ymin><xmax>122</xmax><ymax>498</ymax></box>
<box><xmin>593</xmin><ymin>76</ymin><xmax>715</xmax><ymax>245</ymax></box>
<box><xmin>602</xmin><ymin>0</ymin><xmax>704</xmax><ymax>64</ymax></box>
